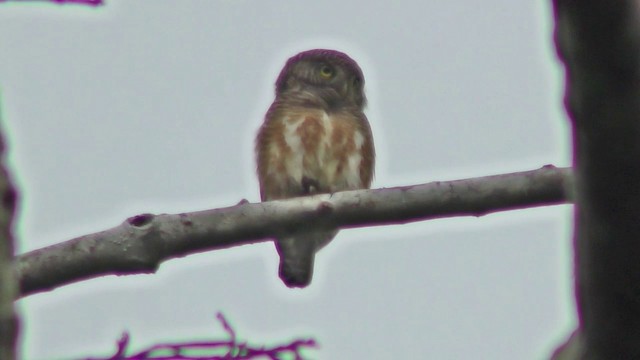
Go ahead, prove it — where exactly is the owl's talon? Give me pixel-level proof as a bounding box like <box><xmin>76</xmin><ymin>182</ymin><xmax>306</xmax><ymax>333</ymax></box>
<box><xmin>301</xmin><ymin>176</ymin><xmax>320</xmax><ymax>195</ymax></box>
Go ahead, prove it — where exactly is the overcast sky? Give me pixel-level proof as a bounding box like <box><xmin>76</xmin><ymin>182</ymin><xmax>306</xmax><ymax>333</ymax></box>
<box><xmin>0</xmin><ymin>1</ymin><xmax>573</xmax><ymax>359</ymax></box>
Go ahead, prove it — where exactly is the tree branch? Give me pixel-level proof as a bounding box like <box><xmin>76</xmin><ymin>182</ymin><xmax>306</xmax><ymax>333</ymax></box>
<box><xmin>552</xmin><ymin>0</ymin><xmax>640</xmax><ymax>358</ymax></box>
<box><xmin>0</xmin><ymin>100</ymin><xmax>19</xmax><ymax>358</ymax></box>
<box><xmin>15</xmin><ymin>166</ymin><xmax>572</xmax><ymax>298</ymax></box>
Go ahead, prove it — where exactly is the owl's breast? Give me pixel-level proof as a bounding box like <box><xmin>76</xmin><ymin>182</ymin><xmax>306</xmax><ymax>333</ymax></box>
<box><xmin>258</xmin><ymin>108</ymin><xmax>369</xmax><ymax>199</ymax></box>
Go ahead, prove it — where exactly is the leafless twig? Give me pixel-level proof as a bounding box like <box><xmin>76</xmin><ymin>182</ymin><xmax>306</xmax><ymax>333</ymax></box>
<box><xmin>86</xmin><ymin>312</ymin><xmax>317</xmax><ymax>360</ymax></box>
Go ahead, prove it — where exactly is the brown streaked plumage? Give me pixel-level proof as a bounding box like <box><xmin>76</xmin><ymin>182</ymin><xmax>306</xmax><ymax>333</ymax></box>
<box><xmin>256</xmin><ymin>49</ymin><xmax>375</xmax><ymax>288</ymax></box>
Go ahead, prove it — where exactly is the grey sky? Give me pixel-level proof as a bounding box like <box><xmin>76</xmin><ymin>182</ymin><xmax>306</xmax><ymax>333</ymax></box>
<box><xmin>1</xmin><ymin>1</ymin><xmax>573</xmax><ymax>359</ymax></box>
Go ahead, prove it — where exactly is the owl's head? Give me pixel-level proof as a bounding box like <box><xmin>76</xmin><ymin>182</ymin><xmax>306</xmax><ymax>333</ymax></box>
<box><xmin>275</xmin><ymin>49</ymin><xmax>366</xmax><ymax>108</ymax></box>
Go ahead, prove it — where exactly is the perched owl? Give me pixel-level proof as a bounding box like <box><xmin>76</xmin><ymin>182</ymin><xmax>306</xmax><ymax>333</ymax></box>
<box><xmin>256</xmin><ymin>49</ymin><xmax>375</xmax><ymax>288</ymax></box>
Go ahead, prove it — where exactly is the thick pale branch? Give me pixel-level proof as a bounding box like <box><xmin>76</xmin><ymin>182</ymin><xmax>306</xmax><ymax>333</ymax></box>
<box><xmin>15</xmin><ymin>166</ymin><xmax>572</xmax><ymax>298</ymax></box>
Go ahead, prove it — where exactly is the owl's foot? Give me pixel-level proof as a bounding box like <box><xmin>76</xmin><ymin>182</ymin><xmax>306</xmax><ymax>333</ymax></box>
<box><xmin>301</xmin><ymin>176</ymin><xmax>320</xmax><ymax>195</ymax></box>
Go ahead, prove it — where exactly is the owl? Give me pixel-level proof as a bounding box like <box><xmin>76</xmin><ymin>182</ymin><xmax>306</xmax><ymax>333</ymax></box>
<box><xmin>256</xmin><ymin>49</ymin><xmax>375</xmax><ymax>288</ymax></box>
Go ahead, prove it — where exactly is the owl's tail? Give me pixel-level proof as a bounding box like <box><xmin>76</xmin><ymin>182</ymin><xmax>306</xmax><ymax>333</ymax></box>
<box><xmin>275</xmin><ymin>229</ymin><xmax>337</xmax><ymax>288</ymax></box>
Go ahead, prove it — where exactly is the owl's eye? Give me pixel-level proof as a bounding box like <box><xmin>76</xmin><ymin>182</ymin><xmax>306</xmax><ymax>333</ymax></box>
<box><xmin>319</xmin><ymin>65</ymin><xmax>334</xmax><ymax>78</ymax></box>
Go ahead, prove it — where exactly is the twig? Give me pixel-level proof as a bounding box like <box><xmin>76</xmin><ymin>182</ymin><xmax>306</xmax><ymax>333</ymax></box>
<box><xmin>86</xmin><ymin>312</ymin><xmax>317</xmax><ymax>360</ymax></box>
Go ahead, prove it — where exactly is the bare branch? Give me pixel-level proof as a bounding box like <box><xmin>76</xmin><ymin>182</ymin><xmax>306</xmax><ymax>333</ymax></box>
<box><xmin>552</xmin><ymin>0</ymin><xmax>640</xmax><ymax>358</ymax></box>
<box><xmin>16</xmin><ymin>166</ymin><xmax>572</xmax><ymax>298</ymax></box>
<box><xmin>0</xmin><ymin>100</ymin><xmax>19</xmax><ymax>358</ymax></box>
<box><xmin>86</xmin><ymin>312</ymin><xmax>317</xmax><ymax>359</ymax></box>
<box><xmin>0</xmin><ymin>0</ymin><xmax>103</xmax><ymax>6</ymax></box>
